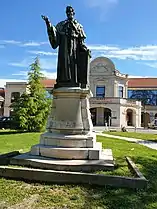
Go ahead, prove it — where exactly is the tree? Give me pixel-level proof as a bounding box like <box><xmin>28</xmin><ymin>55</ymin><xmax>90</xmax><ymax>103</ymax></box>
<box><xmin>11</xmin><ymin>57</ymin><xmax>51</xmax><ymax>132</ymax></box>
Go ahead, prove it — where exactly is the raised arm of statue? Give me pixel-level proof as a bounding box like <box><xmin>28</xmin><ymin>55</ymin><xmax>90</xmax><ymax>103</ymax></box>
<box><xmin>41</xmin><ymin>15</ymin><xmax>51</xmax><ymax>27</ymax></box>
<box><xmin>41</xmin><ymin>15</ymin><xmax>59</xmax><ymax>49</ymax></box>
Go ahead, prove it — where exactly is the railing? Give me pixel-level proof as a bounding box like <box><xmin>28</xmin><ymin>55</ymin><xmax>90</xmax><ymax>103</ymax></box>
<box><xmin>126</xmin><ymin>99</ymin><xmax>139</xmax><ymax>104</ymax></box>
<box><xmin>90</xmin><ymin>97</ymin><xmax>141</xmax><ymax>106</ymax></box>
<box><xmin>89</xmin><ymin>97</ymin><xmax>120</xmax><ymax>104</ymax></box>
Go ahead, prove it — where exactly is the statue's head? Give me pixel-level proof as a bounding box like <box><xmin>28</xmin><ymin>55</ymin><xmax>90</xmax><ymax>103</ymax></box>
<box><xmin>66</xmin><ymin>6</ymin><xmax>75</xmax><ymax>20</ymax></box>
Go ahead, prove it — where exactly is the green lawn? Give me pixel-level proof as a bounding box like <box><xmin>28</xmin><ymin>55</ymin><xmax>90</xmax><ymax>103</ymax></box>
<box><xmin>104</xmin><ymin>131</ymin><xmax>157</xmax><ymax>141</ymax></box>
<box><xmin>0</xmin><ymin>132</ymin><xmax>157</xmax><ymax>209</ymax></box>
<box><xmin>0</xmin><ymin>131</ymin><xmax>40</xmax><ymax>153</ymax></box>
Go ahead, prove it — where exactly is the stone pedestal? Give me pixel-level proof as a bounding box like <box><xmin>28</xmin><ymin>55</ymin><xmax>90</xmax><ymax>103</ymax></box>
<box><xmin>46</xmin><ymin>87</ymin><xmax>93</xmax><ymax>134</ymax></box>
<box><xmin>16</xmin><ymin>87</ymin><xmax>114</xmax><ymax>171</ymax></box>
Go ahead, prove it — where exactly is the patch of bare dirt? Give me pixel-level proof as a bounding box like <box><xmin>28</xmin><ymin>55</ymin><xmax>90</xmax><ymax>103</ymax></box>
<box><xmin>7</xmin><ymin>194</ymin><xmax>40</xmax><ymax>209</ymax></box>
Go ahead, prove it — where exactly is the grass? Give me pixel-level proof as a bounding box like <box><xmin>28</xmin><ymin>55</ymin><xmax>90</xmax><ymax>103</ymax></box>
<box><xmin>0</xmin><ymin>131</ymin><xmax>40</xmax><ymax>153</ymax></box>
<box><xmin>0</xmin><ymin>132</ymin><xmax>157</xmax><ymax>208</ymax></box>
<box><xmin>104</xmin><ymin>131</ymin><xmax>157</xmax><ymax>141</ymax></box>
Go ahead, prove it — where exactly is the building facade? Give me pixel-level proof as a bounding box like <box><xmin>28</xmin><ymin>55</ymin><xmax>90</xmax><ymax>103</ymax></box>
<box><xmin>4</xmin><ymin>82</ymin><xmax>27</xmax><ymax>117</ymax></box>
<box><xmin>3</xmin><ymin>56</ymin><xmax>157</xmax><ymax>128</ymax></box>
<box><xmin>128</xmin><ymin>78</ymin><xmax>157</xmax><ymax>127</ymax></box>
<box><xmin>3</xmin><ymin>80</ymin><xmax>55</xmax><ymax>117</ymax></box>
<box><xmin>0</xmin><ymin>88</ymin><xmax>5</xmax><ymax>117</ymax></box>
<box><xmin>89</xmin><ymin>57</ymin><xmax>141</xmax><ymax>127</ymax></box>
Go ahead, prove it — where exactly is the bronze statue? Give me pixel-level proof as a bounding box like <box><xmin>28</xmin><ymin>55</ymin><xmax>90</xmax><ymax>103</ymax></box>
<box><xmin>42</xmin><ymin>6</ymin><xmax>91</xmax><ymax>89</ymax></box>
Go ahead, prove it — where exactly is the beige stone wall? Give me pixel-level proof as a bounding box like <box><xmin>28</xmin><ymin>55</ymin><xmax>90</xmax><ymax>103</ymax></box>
<box><xmin>119</xmin><ymin>100</ymin><xmax>142</xmax><ymax>128</ymax></box>
<box><xmin>90</xmin><ymin>57</ymin><xmax>128</xmax><ymax>98</ymax></box>
<box><xmin>4</xmin><ymin>82</ymin><xmax>27</xmax><ymax>116</ymax></box>
<box><xmin>4</xmin><ymin>82</ymin><xmax>53</xmax><ymax>117</ymax></box>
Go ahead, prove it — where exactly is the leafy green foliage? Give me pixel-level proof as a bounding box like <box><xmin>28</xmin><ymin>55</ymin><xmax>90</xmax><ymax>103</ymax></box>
<box><xmin>11</xmin><ymin>57</ymin><xmax>51</xmax><ymax>132</ymax></box>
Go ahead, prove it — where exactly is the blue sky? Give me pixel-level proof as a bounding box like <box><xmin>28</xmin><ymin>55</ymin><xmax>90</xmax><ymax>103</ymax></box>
<box><xmin>0</xmin><ymin>0</ymin><xmax>157</xmax><ymax>87</ymax></box>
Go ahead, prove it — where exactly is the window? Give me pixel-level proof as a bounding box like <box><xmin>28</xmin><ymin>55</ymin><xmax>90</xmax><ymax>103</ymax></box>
<box><xmin>127</xmin><ymin>90</ymin><xmax>157</xmax><ymax>106</ymax></box>
<box><xmin>11</xmin><ymin>92</ymin><xmax>20</xmax><ymax>103</ymax></box>
<box><xmin>118</xmin><ymin>86</ymin><xmax>124</xmax><ymax>98</ymax></box>
<box><xmin>96</xmin><ymin>86</ymin><xmax>105</xmax><ymax>98</ymax></box>
<box><xmin>46</xmin><ymin>90</ymin><xmax>53</xmax><ymax>99</ymax></box>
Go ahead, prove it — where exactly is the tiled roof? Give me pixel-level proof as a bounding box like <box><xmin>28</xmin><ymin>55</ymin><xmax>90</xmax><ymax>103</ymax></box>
<box><xmin>4</xmin><ymin>78</ymin><xmax>157</xmax><ymax>89</ymax></box>
<box><xmin>42</xmin><ymin>78</ymin><xmax>157</xmax><ymax>88</ymax></box>
<box><xmin>41</xmin><ymin>79</ymin><xmax>56</xmax><ymax>88</ymax></box>
<box><xmin>128</xmin><ymin>78</ymin><xmax>157</xmax><ymax>88</ymax></box>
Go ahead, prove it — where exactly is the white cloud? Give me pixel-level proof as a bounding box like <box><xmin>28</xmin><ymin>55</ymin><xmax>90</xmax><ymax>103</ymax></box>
<box><xmin>0</xmin><ymin>40</ymin><xmax>48</xmax><ymax>47</ymax></box>
<box><xmin>9</xmin><ymin>57</ymin><xmax>57</xmax><ymax>71</ymax></box>
<box><xmin>40</xmin><ymin>58</ymin><xmax>57</xmax><ymax>70</ymax></box>
<box><xmin>28</xmin><ymin>50</ymin><xmax>57</xmax><ymax>56</ymax></box>
<box><xmin>8</xmin><ymin>43</ymin><xmax>157</xmax><ymax>73</ymax></box>
<box><xmin>9</xmin><ymin>58</ymin><xmax>32</xmax><ymax>68</ymax></box>
<box><xmin>90</xmin><ymin>44</ymin><xmax>157</xmax><ymax>61</ymax></box>
<box><xmin>21</xmin><ymin>41</ymin><xmax>48</xmax><ymax>47</ymax></box>
<box><xmin>127</xmin><ymin>75</ymin><xmax>153</xmax><ymax>78</ymax></box>
<box><xmin>12</xmin><ymin>69</ymin><xmax>57</xmax><ymax>79</ymax></box>
<box><xmin>88</xmin><ymin>44</ymin><xmax>120</xmax><ymax>51</ymax></box>
<box><xmin>85</xmin><ymin>0</ymin><xmax>118</xmax><ymax>20</ymax></box>
<box><xmin>12</xmin><ymin>71</ymin><xmax>28</xmax><ymax>77</ymax></box>
<box><xmin>41</xmin><ymin>70</ymin><xmax>57</xmax><ymax>79</ymax></box>
<box><xmin>87</xmin><ymin>0</ymin><xmax>118</xmax><ymax>8</ymax></box>
<box><xmin>2</xmin><ymin>40</ymin><xmax>21</xmax><ymax>45</ymax></box>
<box><xmin>144</xmin><ymin>62</ymin><xmax>157</xmax><ymax>69</ymax></box>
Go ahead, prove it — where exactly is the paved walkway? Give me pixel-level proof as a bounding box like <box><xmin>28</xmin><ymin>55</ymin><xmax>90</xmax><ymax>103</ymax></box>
<box><xmin>97</xmin><ymin>133</ymin><xmax>157</xmax><ymax>150</ymax></box>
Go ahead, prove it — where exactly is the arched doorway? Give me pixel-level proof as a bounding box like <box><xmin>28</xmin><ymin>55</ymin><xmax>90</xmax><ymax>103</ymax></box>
<box><xmin>126</xmin><ymin>109</ymin><xmax>133</xmax><ymax>126</ymax></box>
<box><xmin>104</xmin><ymin>108</ymin><xmax>111</xmax><ymax>126</ymax></box>
<box><xmin>141</xmin><ymin>112</ymin><xmax>150</xmax><ymax>127</ymax></box>
<box><xmin>141</xmin><ymin>112</ymin><xmax>144</xmax><ymax>127</ymax></box>
<box><xmin>90</xmin><ymin>108</ymin><xmax>97</xmax><ymax>126</ymax></box>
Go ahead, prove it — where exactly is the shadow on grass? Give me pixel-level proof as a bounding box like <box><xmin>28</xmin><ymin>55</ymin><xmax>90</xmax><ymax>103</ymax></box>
<box><xmin>1</xmin><ymin>157</ymin><xmax>156</xmax><ymax>209</ymax></box>
<box><xmin>148</xmin><ymin>139</ymin><xmax>157</xmax><ymax>143</ymax></box>
<box><xmin>0</xmin><ymin>130</ymin><xmax>42</xmax><ymax>135</ymax></box>
<box><xmin>0</xmin><ymin>130</ymin><xmax>26</xmax><ymax>135</ymax></box>
<box><xmin>82</xmin><ymin>157</ymin><xmax>157</xmax><ymax>209</ymax></box>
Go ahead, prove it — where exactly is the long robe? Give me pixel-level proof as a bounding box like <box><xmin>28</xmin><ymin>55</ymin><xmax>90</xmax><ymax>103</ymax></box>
<box><xmin>47</xmin><ymin>19</ymin><xmax>87</xmax><ymax>88</ymax></box>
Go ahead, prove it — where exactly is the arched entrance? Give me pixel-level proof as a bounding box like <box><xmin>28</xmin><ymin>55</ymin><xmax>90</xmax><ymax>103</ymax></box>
<box><xmin>141</xmin><ymin>112</ymin><xmax>150</xmax><ymax>127</ymax></box>
<box><xmin>104</xmin><ymin>108</ymin><xmax>111</xmax><ymax>126</ymax></box>
<box><xmin>90</xmin><ymin>108</ymin><xmax>97</xmax><ymax>126</ymax></box>
<box><xmin>126</xmin><ymin>109</ymin><xmax>134</xmax><ymax>126</ymax></box>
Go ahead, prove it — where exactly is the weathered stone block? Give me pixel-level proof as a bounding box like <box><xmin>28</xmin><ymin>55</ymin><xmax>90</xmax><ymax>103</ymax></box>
<box><xmin>39</xmin><ymin>146</ymin><xmax>89</xmax><ymax>160</ymax></box>
<box><xmin>30</xmin><ymin>145</ymin><xmax>40</xmax><ymax>156</ymax></box>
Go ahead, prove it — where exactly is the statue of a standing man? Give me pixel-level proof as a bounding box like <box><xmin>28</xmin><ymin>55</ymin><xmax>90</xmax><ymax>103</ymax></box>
<box><xmin>42</xmin><ymin>6</ymin><xmax>91</xmax><ymax>89</ymax></box>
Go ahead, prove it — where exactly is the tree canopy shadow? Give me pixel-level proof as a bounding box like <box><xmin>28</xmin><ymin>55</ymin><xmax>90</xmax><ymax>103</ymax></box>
<box><xmin>82</xmin><ymin>156</ymin><xmax>157</xmax><ymax>209</ymax></box>
<box><xmin>0</xmin><ymin>130</ymin><xmax>27</xmax><ymax>135</ymax></box>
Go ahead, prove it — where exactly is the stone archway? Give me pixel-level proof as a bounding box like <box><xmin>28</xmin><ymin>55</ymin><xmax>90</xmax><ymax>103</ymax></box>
<box><xmin>126</xmin><ymin>109</ymin><xmax>133</xmax><ymax>126</ymax></box>
<box><xmin>126</xmin><ymin>109</ymin><xmax>136</xmax><ymax>126</ymax></box>
<box><xmin>90</xmin><ymin>108</ymin><xmax>97</xmax><ymax>126</ymax></box>
<box><xmin>104</xmin><ymin>108</ymin><xmax>112</xmax><ymax>126</ymax></box>
<box><xmin>141</xmin><ymin>112</ymin><xmax>150</xmax><ymax>127</ymax></box>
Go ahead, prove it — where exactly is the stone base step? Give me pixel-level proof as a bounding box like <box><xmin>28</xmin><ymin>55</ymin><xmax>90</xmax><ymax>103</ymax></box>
<box><xmin>30</xmin><ymin>142</ymin><xmax>102</xmax><ymax>160</ymax></box>
<box><xmin>10</xmin><ymin>149</ymin><xmax>114</xmax><ymax>172</ymax></box>
<box><xmin>40</xmin><ymin>132</ymin><xmax>96</xmax><ymax>148</ymax></box>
